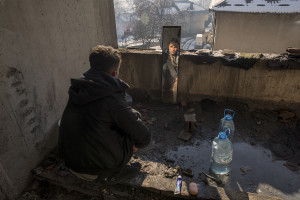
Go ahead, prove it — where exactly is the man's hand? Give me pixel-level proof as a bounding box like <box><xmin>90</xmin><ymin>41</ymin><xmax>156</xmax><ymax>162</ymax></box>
<box><xmin>133</xmin><ymin>145</ymin><xmax>138</xmax><ymax>153</ymax></box>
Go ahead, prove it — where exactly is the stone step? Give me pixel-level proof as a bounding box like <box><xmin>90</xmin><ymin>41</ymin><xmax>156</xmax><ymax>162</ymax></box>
<box><xmin>32</xmin><ymin>160</ymin><xmax>282</xmax><ymax>200</ymax></box>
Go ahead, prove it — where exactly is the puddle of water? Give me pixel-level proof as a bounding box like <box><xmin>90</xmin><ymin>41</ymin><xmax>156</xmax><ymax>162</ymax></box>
<box><xmin>166</xmin><ymin>141</ymin><xmax>212</xmax><ymax>177</ymax></box>
<box><xmin>166</xmin><ymin>141</ymin><xmax>300</xmax><ymax>200</ymax></box>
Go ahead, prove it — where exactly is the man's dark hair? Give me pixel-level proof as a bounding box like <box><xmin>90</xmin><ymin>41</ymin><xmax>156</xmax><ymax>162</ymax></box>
<box><xmin>89</xmin><ymin>45</ymin><xmax>121</xmax><ymax>73</ymax></box>
<box><xmin>169</xmin><ymin>38</ymin><xmax>179</xmax><ymax>48</ymax></box>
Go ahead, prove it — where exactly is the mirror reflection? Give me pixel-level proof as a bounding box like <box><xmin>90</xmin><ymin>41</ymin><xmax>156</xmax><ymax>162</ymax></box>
<box><xmin>162</xmin><ymin>26</ymin><xmax>181</xmax><ymax>103</ymax></box>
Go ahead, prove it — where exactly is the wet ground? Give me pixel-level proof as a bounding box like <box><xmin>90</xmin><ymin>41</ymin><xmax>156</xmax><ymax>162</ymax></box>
<box><xmin>20</xmin><ymin>98</ymin><xmax>300</xmax><ymax>200</ymax></box>
<box><xmin>131</xmin><ymin>98</ymin><xmax>300</xmax><ymax>200</ymax></box>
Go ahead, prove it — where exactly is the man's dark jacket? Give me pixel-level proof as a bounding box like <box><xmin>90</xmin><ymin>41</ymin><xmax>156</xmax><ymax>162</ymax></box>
<box><xmin>58</xmin><ymin>69</ymin><xmax>151</xmax><ymax>177</ymax></box>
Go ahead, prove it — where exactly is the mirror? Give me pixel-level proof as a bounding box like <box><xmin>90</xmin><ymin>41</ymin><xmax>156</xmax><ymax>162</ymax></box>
<box><xmin>161</xmin><ymin>26</ymin><xmax>181</xmax><ymax>103</ymax></box>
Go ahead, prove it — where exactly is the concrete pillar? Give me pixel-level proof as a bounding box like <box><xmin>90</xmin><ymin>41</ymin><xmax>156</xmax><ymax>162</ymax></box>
<box><xmin>0</xmin><ymin>0</ymin><xmax>117</xmax><ymax>198</ymax></box>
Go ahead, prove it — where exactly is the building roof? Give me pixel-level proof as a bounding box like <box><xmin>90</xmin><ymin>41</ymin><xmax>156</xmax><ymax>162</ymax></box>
<box><xmin>163</xmin><ymin>7</ymin><xmax>179</xmax><ymax>15</ymax></box>
<box><xmin>175</xmin><ymin>1</ymin><xmax>205</xmax><ymax>12</ymax></box>
<box><xmin>162</xmin><ymin>0</ymin><xmax>207</xmax><ymax>14</ymax></box>
<box><xmin>210</xmin><ymin>0</ymin><xmax>300</xmax><ymax>13</ymax></box>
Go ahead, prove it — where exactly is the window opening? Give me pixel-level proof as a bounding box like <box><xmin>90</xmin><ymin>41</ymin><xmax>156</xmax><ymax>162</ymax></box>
<box><xmin>114</xmin><ymin>0</ymin><xmax>213</xmax><ymax>50</ymax></box>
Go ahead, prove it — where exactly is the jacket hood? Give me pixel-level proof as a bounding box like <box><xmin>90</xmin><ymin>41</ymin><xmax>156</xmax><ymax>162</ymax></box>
<box><xmin>68</xmin><ymin>70</ymin><xmax>129</xmax><ymax>105</ymax></box>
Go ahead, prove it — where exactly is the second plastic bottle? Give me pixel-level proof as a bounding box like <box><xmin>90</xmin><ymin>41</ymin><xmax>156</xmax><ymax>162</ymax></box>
<box><xmin>210</xmin><ymin>128</ymin><xmax>233</xmax><ymax>175</ymax></box>
<box><xmin>219</xmin><ymin>109</ymin><xmax>235</xmax><ymax>140</ymax></box>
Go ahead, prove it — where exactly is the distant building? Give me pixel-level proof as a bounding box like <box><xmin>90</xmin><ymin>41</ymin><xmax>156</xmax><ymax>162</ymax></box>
<box><xmin>210</xmin><ymin>0</ymin><xmax>300</xmax><ymax>53</ymax></box>
<box><xmin>174</xmin><ymin>0</ymin><xmax>209</xmax><ymax>35</ymax></box>
<box><xmin>195</xmin><ymin>34</ymin><xmax>203</xmax><ymax>48</ymax></box>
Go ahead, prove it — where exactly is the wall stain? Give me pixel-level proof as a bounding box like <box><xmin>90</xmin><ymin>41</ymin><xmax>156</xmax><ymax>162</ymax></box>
<box><xmin>16</xmin><ymin>87</ymin><xmax>27</xmax><ymax>95</ymax></box>
<box><xmin>27</xmin><ymin>118</ymin><xmax>36</xmax><ymax>126</ymax></box>
<box><xmin>30</xmin><ymin>125</ymin><xmax>40</xmax><ymax>134</ymax></box>
<box><xmin>11</xmin><ymin>81</ymin><xmax>21</xmax><ymax>87</ymax></box>
<box><xmin>19</xmin><ymin>99</ymin><xmax>28</xmax><ymax>107</ymax></box>
<box><xmin>22</xmin><ymin>107</ymin><xmax>34</xmax><ymax>118</ymax></box>
<box><xmin>6</xmin><ymin>67</ymin><xmax>23</xmax><ymax>79</ymax></box>
<box><xmin>6</xmin><ymin>67</ymin><xmax>41</xmax><ymax>141</ymax></box>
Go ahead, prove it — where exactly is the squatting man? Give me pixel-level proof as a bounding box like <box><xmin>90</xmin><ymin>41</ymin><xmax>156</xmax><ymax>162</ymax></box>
<box><xmin>59</xmin><ymin>45</ymin><xmax>151</xmax><ymax>183</ymax></box>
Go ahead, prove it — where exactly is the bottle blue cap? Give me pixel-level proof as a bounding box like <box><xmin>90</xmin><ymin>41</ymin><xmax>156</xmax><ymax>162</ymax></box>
<box><xmin>218</xmin><ymin>132</ymin><xmax>227</xmax><ymax>139</ymax></box>
<box><xmin>224</xmin><ymin>109</ymin><xmax>235</xmax><ymax>121</ymax></box>
<box><xmin>225</xmin><ymin>114</ymin><xmax>233</xmax><ymax>121</ymax></box>
<box><xmin>218</xmin><ymin>128</ymin><xmax>230</xmax><ymax>139</ymax></box>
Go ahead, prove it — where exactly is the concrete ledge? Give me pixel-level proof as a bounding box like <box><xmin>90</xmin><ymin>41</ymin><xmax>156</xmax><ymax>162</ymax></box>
<box><xmin>119</xmin><ymin>49</ymin><xmax>300</xmax><ymax>104</ymax></box>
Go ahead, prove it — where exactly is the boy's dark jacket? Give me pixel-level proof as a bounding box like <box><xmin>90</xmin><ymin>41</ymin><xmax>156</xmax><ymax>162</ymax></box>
<box><xmin>58</xmin><ymin>69</ymin><xmax>150</xmax><ymax>177</ymax></box>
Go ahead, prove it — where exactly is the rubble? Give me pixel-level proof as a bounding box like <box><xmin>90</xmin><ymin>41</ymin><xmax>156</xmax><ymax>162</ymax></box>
<box><xmin>240</xmin><ymin>166</ymin><xmax>252</xmax><ymax>175</ymax></box>
<box><xmin>278</xmin><ymin>111</ymin><xmax>296</xmax><ymax>122</ymax></box>
<box><xmin>177</xmin><ymin>130</ymin><xmax>192</xmax><ymax>142</ymax></box>
<box><xmin>195</xmin><ymin>49</ymin><xmax>212</xmax><ymax>55</ymax></box>
<box><xmin>286</xmin><ymin>48</ymin><xmax>300</xmax><ymax>58</ymax></box>
<box><xmin>222</xmin><ymin>49</ymin><xmax>235</xmax><ymax>57</ymax></box>
<box><xmin>283</xmin><ymin>162</ymin><xmax>299</xmax><ymax>172</ymax></box>
<box><xmin>181</xmin><ymin>168</ymin><xmax>193</xmax><ymax>178</ymax></box>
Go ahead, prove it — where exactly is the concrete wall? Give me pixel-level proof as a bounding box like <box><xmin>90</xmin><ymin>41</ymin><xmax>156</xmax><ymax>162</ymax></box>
<box><xmin>119</xmin><ymin>50</ymin><xmax>300</xmax><ymax>105</ymax></box>
<box><xmin>178</xmin><ymin>54</ymin><xmax>300</xmax><ymax>103</ymax></box>
<box><xmin>0</xmin><ymin>0</ymin><xmax>117</xmax><ymax>198</ymax></box>
<box><xmin>213</xmin><ymin>12</ymin><xmax>300</xmax><ymax>54</ymax></box>
<box><xmin>119</xmin><ymin>49</ymin><xmax>162</xmax><ymax>99</ymax></box>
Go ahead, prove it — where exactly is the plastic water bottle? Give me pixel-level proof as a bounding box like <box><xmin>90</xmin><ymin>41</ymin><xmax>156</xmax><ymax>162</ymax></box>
<box><xmin>210</xmin><ymin>128</ymin><xmax>233</xmax><ymax>175</ymax></box>
<box><xmin>219</xmin><ymin>109</ymin><xmax>235</xmax><ymax>139</ymax></box>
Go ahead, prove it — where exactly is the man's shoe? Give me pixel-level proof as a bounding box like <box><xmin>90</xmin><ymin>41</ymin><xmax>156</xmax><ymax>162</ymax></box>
<box><xmin>105</xmin><ymin>162</ymin><xmax>141</xmax><ymax>185</ymax></box>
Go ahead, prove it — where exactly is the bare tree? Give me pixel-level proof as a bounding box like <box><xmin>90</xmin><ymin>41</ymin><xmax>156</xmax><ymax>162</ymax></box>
<box><xmin>125</xmin><ymin>0</ymin><xmax>180</xmax><ymax>48</ymax></box>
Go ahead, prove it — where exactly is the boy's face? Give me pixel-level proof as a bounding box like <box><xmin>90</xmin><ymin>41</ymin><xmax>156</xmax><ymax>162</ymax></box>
<box><xmin>169</xmin><ymin>43</ymin><xmax>178</xmax><ymax>55</ymax></box>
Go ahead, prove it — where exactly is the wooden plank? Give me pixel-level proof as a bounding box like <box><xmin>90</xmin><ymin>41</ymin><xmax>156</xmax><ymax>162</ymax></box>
<box><xmin>33</xmin><ymin>174</ymin><xmax>101</xmax><ymax>197</ymax></box>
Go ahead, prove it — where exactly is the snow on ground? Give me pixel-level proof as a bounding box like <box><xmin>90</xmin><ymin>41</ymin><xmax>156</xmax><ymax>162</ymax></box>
<box><xmin>181</xmin><ymin>37</ymin><xmax>196</xmax><ymax>50</ymax></box>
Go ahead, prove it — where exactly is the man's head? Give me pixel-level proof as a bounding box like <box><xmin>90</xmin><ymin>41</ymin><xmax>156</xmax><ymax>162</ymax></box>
<box><xmin>168</xmin><ymin>38</ymin><xmax>179</xmax><ymax>55</ymax></box>
<box><xmin>89</xmin><ymin>45</ymin><xmax>121</xmax><ymax>77</ymax></box>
